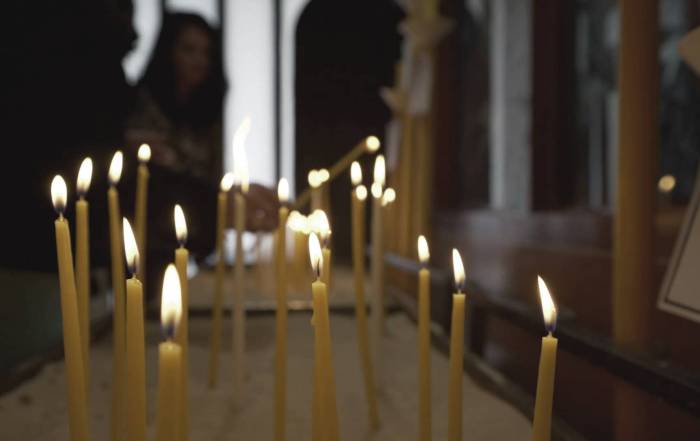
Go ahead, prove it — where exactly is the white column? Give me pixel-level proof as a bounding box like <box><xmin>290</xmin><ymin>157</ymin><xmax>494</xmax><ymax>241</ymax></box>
<box><xmin>280</xmin><ymin>0</ymin><xmax>311</xmax><ymax>196</ymax></box>
<box><xmin>489</xmin><ymin>0</ymin><xmax>532</xmax><ymax>211</ymax></box>
<box><xmin>224</xmin><ymin>0</ymin><xmax>276</xmax><ymax>186</ymax></box>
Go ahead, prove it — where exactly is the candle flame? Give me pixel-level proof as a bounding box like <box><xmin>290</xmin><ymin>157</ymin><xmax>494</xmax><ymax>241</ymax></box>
<box><xmin>355</xmin><ymin>185</ymin><xmax>368</xmax><ymax>201</ymax></box>
<box><xmin>108</xmin><ymin>151</ymin><xmax>123</xmax><ymax>186</ymax></box>
<box><xmin>371</xmin><ymin>182</ymin><xmax>383</xmax><ymax>199</ymax></box>
<box><xmin>308</xmin><ymin>170</ymin><xmax>321</xmax><ymax>188</ymax></box>
<box><xmin>318</xmin><ymin>168</ymin><xmax>329</xmax><ymax>183</ymax></box>
<box><xmin>233</xmin><ymin>154</ymin><xmax>249</xmax><ymax>194</ymax></box>
<box><xmin>452</xmin><ymin>249</ymin><xmax>465</xmax><ymax>292</ymax></box>
<box><xmin>417</xmin><ymin>235</ymin><xmax>430</xmax><ymax>264</ymax></box>
<box><xmin>220</xmin><ymin>172</ymin><xmax>235</xmax><ymax>192</ymax></box>
<box><xmin>308</xmin><ymin>232</ymin><xmax>323</xmax><ymax>279</ymax></box>
<box><xmin>123</xmin><ymin>218</ymin><xmax>139</xmax><ymax>276</ymax></box>
<box><xmin>351</xmin><ymin>161</ymin><xmax>362</xmax><ymax>186</ymax></box>
<box><xmin>161</xmin><ymin>264</ymin><xmax>182</xmax><ymax>339</ymax></box>
<box><xmin>287</xmin><ymin>210</ymin><xmax>308</xmax><ymax>233</ymax></box>
<box><xmin>137</xmin><ymin>144</ymin><xmax>151</xmax><ymax>163</ymax></box>
<box><xmin>278</xmin><ymin>178</ymin><xmax>289</xmax><ymax>203</ymax></box>
<box><xmin>51</xmin><ymin>175</ymin><xmax>67</xmax><ymax>214</ymax></box>
<box><xmin>366</xmin><ymin>136</ymin><xmax>381</xmax><ymax>152</ymax></box>
<box><xmin>232</xmin><ymin>118</ymin><xmax>251</xmax><ymax>194</ymax></box>
<box><xmin>537</xmin><ymin>276</ymin><xmax>557</xmax><ymax>333</ymax></box>
<box><xmin>382</xmin><ymin>187</ymin><xmax>396</xmax><ymax>206</ymax></box>
<box><xmin>174</xmin><ymin>204</ymin><xmax>187</xmax><ymax>246</ymax></box>
<box><xmin>309</xmin><ymin>209</ymin><xmax>330</xmax><ymax>244</ymax></box>
<box><xmin>373</xmin><ymin>155</ymin><xmax>385</xmax><ymax>187</ymax></box>
<box><xmin>76</xmin><ymin>157</ymin><xmax>93</xmax><ymax>197</ymax></box>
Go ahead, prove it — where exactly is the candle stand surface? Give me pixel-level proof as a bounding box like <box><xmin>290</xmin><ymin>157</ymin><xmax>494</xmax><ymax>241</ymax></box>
<box><xmin>0</xmin><ymin>265</ymin><xmax>531</xmax><ymax>441</ymax></box>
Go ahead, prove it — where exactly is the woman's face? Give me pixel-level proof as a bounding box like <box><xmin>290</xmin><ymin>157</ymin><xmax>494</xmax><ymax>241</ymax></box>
<box><xmin>173</xmin><ymin>25</ymin><xmax>212</xmax><ymax>89</ymax></box>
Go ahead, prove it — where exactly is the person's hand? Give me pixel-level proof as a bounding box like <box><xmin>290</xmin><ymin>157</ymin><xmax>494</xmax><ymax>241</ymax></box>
<box><xmin>228</xmin><ymin>183</ymin><xmax>281</xmax><ymax>232</ymax></box>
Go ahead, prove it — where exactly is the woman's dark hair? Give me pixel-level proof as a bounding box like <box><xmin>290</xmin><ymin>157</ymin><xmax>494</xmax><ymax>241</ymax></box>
<box><xmin>139</xmin><ymin>13</ymin><xmax>226</xmax><ymax>128</ymax></box>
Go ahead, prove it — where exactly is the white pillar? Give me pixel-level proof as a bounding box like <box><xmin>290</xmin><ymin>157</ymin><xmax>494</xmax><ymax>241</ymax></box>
<box><xmin>489</xmin><ymin>0</ymin><xmax>532</xmax><ymax>210</ymax></box>
<box><xmin>224</xmin><ymin>0</ymin><xmax>276</xmax><ymax>186</ymax></box>
<box><xmin>280</xmin><ymin>0</ymin><xmax>311</xmax><ymax>196</ymax></box>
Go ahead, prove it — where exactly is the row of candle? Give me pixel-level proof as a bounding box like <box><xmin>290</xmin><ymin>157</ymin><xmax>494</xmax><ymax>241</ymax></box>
<box><xmin>48</xmin><ymin>131</ymin><xmax>558</xmax><ymax>441</ymax></box>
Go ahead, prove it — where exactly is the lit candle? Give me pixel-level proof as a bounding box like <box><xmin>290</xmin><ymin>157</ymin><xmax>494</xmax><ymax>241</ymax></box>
<box><xmin>233</xmin><ymin>118</ymin><xmax>251</xmax><ymax>394</ymax></box>
<box><xmin>174</xmin><ymin>204</ymin><xmax>190</xmax><ymax>441</ymax></box>
<box><xmin>208</xmin><ymin>172</ymin><xmax>234</xmax><ymax>388</ymax></box>
<box><xmin>309</xmin><ymin>170</ymin><xmax>322</xmax><ymax>212</ymax></box>
<box><xmin>275</xmin><ymin>178</ymin><xmax>289</xmax><ymax>441</ymax></box>
<box><xmin>75</xmin><ymin>158</ymin><xmax>92</xmax><ymax>385</ymax></box>
<box><xmin>417</xmin><ymin>235</ymin><xmax>431</xmax><ymax>441</ymax></box>
<box><xmin>123</xmin><ymin>219</ymin><xmax>146</xmax><ymax>441</ymax></box>
<box><xmin>448</xmin><ymin>250</ymin><xmax>466</xmax><ymax>441</ymax></box>
<box><xmin>370</xmin><ymin>155</ymin><xmax>386</xmax><ymax>378</ymax></box>
<box><xmin>51</xmin><ymin>176</ymin><xmax>89</xmax><ymax>441</ymax></box>
<box><xmin>532</xmin><ymin>276</ymin><xmax>558</xmax><ymax>441</ymax></box>
<box><xmin>382</xmin><ymin>187</ymin><xmax>396</xmax><ymax>250</ymax></box>
<box><xmin>107</xmin><ymin>151</ymin><xmax>127</xmax><ymax>441</ymax></box>
<box><xmin>294</xmin><ymin>136</ymin><xmax>381</xmax><ymax>209</ymax></box>
<box><xmin>134</xmin><ymin>144</ymin><xmax>150</xmax><ymax>284</ymax></box>
<box><xmin>309</xmin><ymin>233</ymin><xmax>340</xmax><ymax>441</ymax></box>
<box><xmin>156</xmin><ymin>265</ymin><xmax>183</xmax><ymax>441</ymax></box>
<box><xmin>350</xmin><ymin>162</ymin><xmax>380</xmax><ymax>429</ymax></box>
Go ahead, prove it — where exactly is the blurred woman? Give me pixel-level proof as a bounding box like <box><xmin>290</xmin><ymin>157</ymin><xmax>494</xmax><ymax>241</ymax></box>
<box><xmin>127</xmin><ymin>12</ymin><xmax>226</xmax><ymax>184</ymax></box>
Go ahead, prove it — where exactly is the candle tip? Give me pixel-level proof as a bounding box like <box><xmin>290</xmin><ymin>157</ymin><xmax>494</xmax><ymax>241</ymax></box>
<box><xmin>123</xmin><ymin>218</ymin><xmax>139</xmax><ymax>276</ymax></box>
<box><xmin>373</xmin><ymin>155</ymin><xmax>386</xmax><ymax>187</ymax></box>
<box><xmin>537</xmin><ymin>275</ymin><xmax>557</xmax><ymax>333</ymax></box>
<box><xmin>351</xmin><ymin>161</ymin><xmax>363</xmax><ymax>186</ymax></box>
<box><xmin>137</xmin><ymin>144</ymin><xmax>152</xmax><ymax>163</ymax></box>
<box><xmin>51</xmin><ymin>175</ymin><xmax>67</xmax><ymax>215</ymax></box>
<box><xmin>174</xmin><ymin>204</ymin><xmax>187</xmax><ymax>246</ymax></box>
<box><xmin>355</xmin><ymin>185</ymin><xmax>368</xmax><ymax>201</ymax></box>
<box><xmin>108</xmin><ymin>151</ymin><xmax>123</xmax><ymax>186</ymax></box>
<box><xmin>76</xmin><ymin>157</ymin><xmax>93</xmax><ymax>197</ymax></box>
<box><xmin>161</xmin><ymin>264</ymin><xmax>182</xmax><ymax>339</ymax></box>
<box><xmin>366</xmin><ymin>136</ymin><xmax>381</xmax><ymax>152</ymax></box>
<box><xmin>278</xmin><ymin>178</ymin><xmax>289</xmax><ymax>203</ymax></box>
<box><xmin>452</xmin><ymin>249</ymin><xmax>465</xmax><ymax>292</ymax></box>
<box><xmin>418</xmin><ymin>235</ymin><xmax>430</xmax><ymax>264</ymax></box>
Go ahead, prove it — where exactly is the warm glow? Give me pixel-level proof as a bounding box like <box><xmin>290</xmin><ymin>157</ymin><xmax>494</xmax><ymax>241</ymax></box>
<box><xmin>278</xmin><ymin>178</ymin><xmax>289</xmax><ymax>203</ymax></box>
<box><xmin>351</xmin><ymin>161</ymin><xmax>362</xmax><ymax>186</ymax></box>
<box><xmin>658</xmin><ymin>174</ymin><xmax>676</xmax><ymax>194</ymax></box>
<box><xmin>382</xmin><ymin>187</ymin><xmax>396</xmax><ymax>206</ymax></box>
<box><xmin>137</xmin><ymin>144</ymin><xmax>151</xmax><ymax>163</ymax></box>
<box><xmin>309</xmin><ymin>209</ymin><xmax>330</xmax><ymax>243</ymax></box>
<box><xmin>234</xmin><ymin>151</ymin><xmax>250</xmax><ymax>193</ymax></box>
<box><xmin>76</xmin><ymin>157</ymin><xmax>93</xmax><ymax>197</ymax></box>
<box><xmin>355</xmin><ymin>185</ymin><xmax>368</xmax><ymax>201</ymax></box>
<box><xmin>318</xmin><ymin>168</ymin><xmax>329</xmax><ymax>183</ymax></box>
<box><xmin>452</xmin><ymin>249</ymin><xmax>465</xmax><ymax>292</ymax></box>
<box><xmin>161</xmin><ymin>264</ymin><xmax>182</xmax><ymax>337</ymax></box>
<box><xmin>287</xmin><ymin>210</ymin><xmax>306</xmax><ymax>232</ymax></box>
<box><xmin>537</xmin><ymin>276</ymin><xmax>557</xmax><ymax>333</ymax></box>
<box><xmin>373</xmin><ymin>155</ymin><xmax>386</xmax><ymax>187</ymax></box>
<box><xmin>232</xmin><ymin>117</ymin><xmax>251</xmax><ymax>194</ymax></box>
<box><xmin>308</xmin><ymin>170</ymin><xmax>321</xmax><ymax>188</ymax></box>
<box><xmin>366</xmin><ymin>136</ymin><xmax>381</xmax><ymax>152</ymax></box>
<box><xmin>108</xmin><ymin>151</ymin><xmax>123</xmax><ymax>186</ymax></box>
<box><xmin>220</xmin><ymin>172</ymin><xmax>235</xmax><ymax>192</ymax></box>
<box><xmin>417</xmin><ymin>235</ymin><xmax>430</xmax><ymax>264</ymax></box>
<box><xmin>371</xmin><ymin>182</ymin><xmax>383</xmax><ymax>199</ymax></box>
<box><xmin>174</xmin><ymin>204</ymin><xmax>187</xmax><ymax>246</ymax></box>
<box><xmin>308</xmin><ymin>232</ymin><xmax>323</xmax><ymax>278</ymax></box>
<box><xmin>51</xmin><ymin>175</ymin><xmax>67</xmax><ymax>214</ymax></box>
<box><xmin>123</xmin><ymin>218</ymin><xmax>139</xmax><ymax>275</ymax></box>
